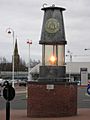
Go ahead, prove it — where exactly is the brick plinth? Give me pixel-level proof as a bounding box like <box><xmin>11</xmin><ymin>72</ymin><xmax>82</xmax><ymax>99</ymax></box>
<box><xmin>27</xmin><ymin>82</ymin><xmax>77</xmax><ymax>117</ymax></box>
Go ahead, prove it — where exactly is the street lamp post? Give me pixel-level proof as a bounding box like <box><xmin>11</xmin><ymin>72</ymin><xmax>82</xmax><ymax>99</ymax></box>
<box><xmin>67</xmin><ymin>50</ymin><xmax>72</xmax><ymax>82</ymax></box>
<box><xmin>27</xmin><ymin>40</ymin><xmax>32</xmax><ymax>81</ymax></box>
<box><xmin>6</xmin><ymin>28</ymin><xmax>15</xmax><ymax>88</ymax></box>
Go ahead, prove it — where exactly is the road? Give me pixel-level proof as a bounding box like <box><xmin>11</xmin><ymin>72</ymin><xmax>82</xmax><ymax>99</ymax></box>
<box><xmin>0</xmin><ymin>86</ymin><xmax>90</xmax><ymax>110</ymax></box>
<box><xmin>78</xmin><ymin>86</ymin><xmax>90</xmax><ymax>108</ymax></box>
<box><xmin>0</xmin><ymin>86</ymin><xmax>27</xmax><ymax>110</ymax></box>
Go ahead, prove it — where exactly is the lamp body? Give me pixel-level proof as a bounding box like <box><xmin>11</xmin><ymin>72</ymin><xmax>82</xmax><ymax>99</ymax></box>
<box><xmin>39</xmin><ymin>6</ymin><xmax>67</xmax><ymax>82</ymax></box>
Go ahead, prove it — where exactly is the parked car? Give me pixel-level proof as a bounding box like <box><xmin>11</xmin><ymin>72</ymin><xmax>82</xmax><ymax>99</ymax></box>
<box><xmin>10</xmin><ymin>80</ymin><xmax>18</xmax><ymax>84</ymax></box>
<box><xmin>0</xmin><ymin>78</ymin><xmax>6</xmax><ymax>86</ymax></box>
<box><xmin>18</xmin><ymin>79</ymin><xmax>27</xmax><ymax>86</ymax></box>
<box><xmin>0</xmin><ymin>78</ymin><xmax>3</xmax><ymax>85</ymax></box>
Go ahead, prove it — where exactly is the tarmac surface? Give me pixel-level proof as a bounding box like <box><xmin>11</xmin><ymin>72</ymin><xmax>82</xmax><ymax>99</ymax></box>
<box><xmin>1</xmin><ymin>109</ymin><xmax>90</xmax><ymax>120</ymax></box>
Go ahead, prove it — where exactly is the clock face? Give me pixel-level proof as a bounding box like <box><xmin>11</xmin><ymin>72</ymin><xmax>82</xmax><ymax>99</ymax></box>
<box><xmin>45</xmin><ymin>18</ymin><xmax>60</xmax><ymax>33</ymax></box>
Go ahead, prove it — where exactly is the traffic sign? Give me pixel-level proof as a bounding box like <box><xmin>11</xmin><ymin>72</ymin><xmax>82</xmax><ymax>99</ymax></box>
<box><xmin>87</xmin><ymin>85</ymin><xmax>90</xmax><ymax>95</ymax></box>
<box><xmin>3</xmin><ymin>86</ymin><xmax>15</xmax><ymax>101</ymax></box>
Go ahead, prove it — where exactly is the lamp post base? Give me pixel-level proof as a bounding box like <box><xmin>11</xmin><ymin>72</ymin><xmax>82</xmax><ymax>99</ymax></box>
<box><xmin>27</xmin><ymin>81</ymin><xmax>77</xmax><ymax>117</ymax></box>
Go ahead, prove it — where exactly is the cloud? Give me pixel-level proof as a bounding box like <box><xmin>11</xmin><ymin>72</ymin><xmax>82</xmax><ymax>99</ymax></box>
<box><xmin>0</xmin><ymin>0</ymin><xmax>90</xmax><ymax>62</ymax></box>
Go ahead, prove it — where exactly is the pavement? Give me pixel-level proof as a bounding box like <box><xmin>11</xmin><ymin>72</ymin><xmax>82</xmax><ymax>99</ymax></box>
<box><xmin>0</xmin><ymin>109</ymin><xmax>90</xmax><ymax>120</ymax></box>
<box><xmin>1</xmin><ymin>85</ymin><xmax>90</xmax><ymax>120</ymax></box>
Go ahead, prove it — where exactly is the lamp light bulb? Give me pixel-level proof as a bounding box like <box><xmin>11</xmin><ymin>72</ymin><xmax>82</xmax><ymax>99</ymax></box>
<box><xmin>49</xmin><ymin>55</ymin><xmax>56</xmax><ymax>64</ymax></box>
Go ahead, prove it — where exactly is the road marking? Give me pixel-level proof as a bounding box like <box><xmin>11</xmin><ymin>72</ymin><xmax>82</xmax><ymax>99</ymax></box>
<box><xmin>85</xmin><ymin>93</ymin><xmax>90</xmax><ymax>97</ymax></box>
<box><xmin>83</xmin><ymin>99</ymin><xmax>90</xmax><ymax>102</ymax></box>
<box><xmin>16</xmin><ymin>91</ymin><xmax>26</xmax><ymax>94</ymax></box>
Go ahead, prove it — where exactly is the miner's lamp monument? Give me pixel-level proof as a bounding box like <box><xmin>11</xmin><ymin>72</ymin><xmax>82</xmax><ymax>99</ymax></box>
<box><xmin>27</xmin><ymin>5</ymin><xmax>77</xmax><ymax>117</ymax></box>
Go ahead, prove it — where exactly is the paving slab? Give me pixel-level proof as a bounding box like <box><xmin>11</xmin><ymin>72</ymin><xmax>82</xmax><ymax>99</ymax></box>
<box><xmin>0</xmin><ymin>109</ymin><xmax>90</xmax><ymax>120</ymax></box>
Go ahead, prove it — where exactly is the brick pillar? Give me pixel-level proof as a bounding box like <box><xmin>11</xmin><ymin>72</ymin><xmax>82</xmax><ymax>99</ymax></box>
<box><xmin>27</xmin><ymin>82</ymin><xmax>77</xmax><ymax>117</ymax></box>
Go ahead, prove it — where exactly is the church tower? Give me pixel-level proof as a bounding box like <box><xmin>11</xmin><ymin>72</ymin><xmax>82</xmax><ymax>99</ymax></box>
<box><xmin>13</xmin><ymin>38</ymin><xmax>20</xmax><ymax>71</ymax></box>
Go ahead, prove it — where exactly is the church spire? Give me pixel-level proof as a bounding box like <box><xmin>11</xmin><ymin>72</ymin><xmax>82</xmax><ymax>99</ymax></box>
<box><xmin>13</xmin><ymin>38</ymin><xmax>20</xmax><ymax>71</ymax></box>
<box><xmin>14</xmin><ymin>38</ymin><xmax>19</xmax><ymax>55</ymax></box>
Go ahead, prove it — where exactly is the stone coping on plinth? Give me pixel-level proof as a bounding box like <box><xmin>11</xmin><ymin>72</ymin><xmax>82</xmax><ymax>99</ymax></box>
<box><xmin>28</xmin><ymin>80</ymin><xmax>77</xmax><ymax>85</ymax></box>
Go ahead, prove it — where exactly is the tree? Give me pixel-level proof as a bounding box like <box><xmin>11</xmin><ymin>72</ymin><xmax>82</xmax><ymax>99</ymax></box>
<box><xmin>0</xmin><ymin>56</ymin><xmax>40</xmax><ymax>72</ymax></box>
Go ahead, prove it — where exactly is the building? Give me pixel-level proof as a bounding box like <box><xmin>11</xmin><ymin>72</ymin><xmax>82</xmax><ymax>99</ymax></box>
<box><xmin>30</xmin><ymin>62</ymin><xmax>90</xmax><ymax>85</ymax></box>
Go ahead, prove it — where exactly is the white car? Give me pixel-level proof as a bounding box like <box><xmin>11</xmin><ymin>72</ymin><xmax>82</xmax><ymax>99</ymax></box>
<box><xmin>0</xmin><ymin>78</ymin><xmax>3</xmax><ymax>85</ymax></box>
<box><xmin>0</xmin><ymin>79</ymin><xmax>12</xmax><ymax>86</ymax></box>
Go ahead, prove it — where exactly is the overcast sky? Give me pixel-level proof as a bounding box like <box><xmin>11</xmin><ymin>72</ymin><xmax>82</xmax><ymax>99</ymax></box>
<box><xmin>0</xmin><ymin>0</ymin><xmax>90</xmax><ymax>63</ymax></box>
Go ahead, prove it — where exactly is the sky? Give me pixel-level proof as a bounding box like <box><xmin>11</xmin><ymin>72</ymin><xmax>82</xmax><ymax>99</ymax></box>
<box><xmin>0</xmin><ymin>0</ymin><xmax>90</xmax><ymax>63</ymax></box>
